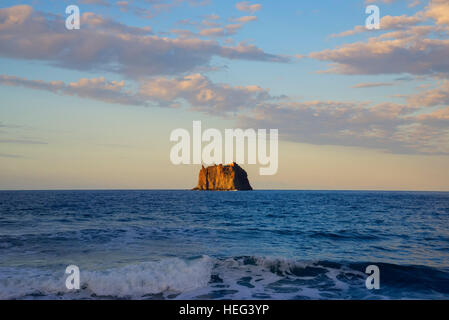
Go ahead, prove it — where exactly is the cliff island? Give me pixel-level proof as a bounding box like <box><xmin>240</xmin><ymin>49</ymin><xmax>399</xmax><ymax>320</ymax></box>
<box><xmin>193</xmin><ymin>163</ymin><xmax>253</xmax><ymax>191</ymax></box>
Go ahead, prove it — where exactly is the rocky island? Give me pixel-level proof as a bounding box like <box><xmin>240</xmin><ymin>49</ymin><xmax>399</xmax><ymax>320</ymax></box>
<box><xmin>193</xmin><ymin>163</ymin><xmax>253</xmax><ymax>191</ymax></box>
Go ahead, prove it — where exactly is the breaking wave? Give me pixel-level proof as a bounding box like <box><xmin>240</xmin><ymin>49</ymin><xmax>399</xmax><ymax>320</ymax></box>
<box><xmin>1</xmin><ymin>256</ymin><xmax>448</xmax><ymax>300</ymax></box>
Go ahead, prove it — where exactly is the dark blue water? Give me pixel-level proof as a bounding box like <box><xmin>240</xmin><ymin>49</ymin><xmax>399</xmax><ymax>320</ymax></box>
<box><xmin>0</xmin><ymin>190</ymin><xmax>448</xmax><ymax>299</ymax></box>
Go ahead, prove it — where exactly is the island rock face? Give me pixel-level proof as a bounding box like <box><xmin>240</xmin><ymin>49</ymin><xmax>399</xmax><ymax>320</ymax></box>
<box><xmin>193</xmin><ymin>163</ymin><xmax>253</xmax><ymax>191</ymax></box>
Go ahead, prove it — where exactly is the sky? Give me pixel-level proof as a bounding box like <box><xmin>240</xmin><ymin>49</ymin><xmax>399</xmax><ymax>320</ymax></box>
<box><xmin>0</xmin><ymin>0</ymin><xmax>449</xmax><ymax>190</ymax></box>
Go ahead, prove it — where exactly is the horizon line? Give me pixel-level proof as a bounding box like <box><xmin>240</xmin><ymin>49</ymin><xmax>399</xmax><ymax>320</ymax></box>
<box><xmin>1</xmin><ymin>188</ymin><xmax>448</xmax><ymax>192</ymax></box>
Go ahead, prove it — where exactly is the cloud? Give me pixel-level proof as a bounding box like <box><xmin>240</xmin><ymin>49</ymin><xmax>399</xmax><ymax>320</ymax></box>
<box><xmin>391</xmin><ymin>123</ymin><xmax>449</xmax><ymax>154</ymax></box>
<box><xmin>170</xmin><ymin>28</ymin><xmax>196</xmax><ymax>38</ymax></box>
<box><xmin>203</xmin><ymin>14</ymin><xmax>220</xmax><ymax>20</ymax></box>
<box><xmin>81</xmin><ymin>12</ymin><xmax>153</xmax><ymax>35</ymax></box>
<box><xmin>202</xmin><ymin>19</ymin><xmax>220</xmax><ymax>27</ymax></box>
<box><xmin>380</xmin><ymin>13</ymin><xmax>425</xmax><ymax>28</ymax></box>
<box><xmin>330</xmin><ymin>26</ymin><xmax>367</xmax><ymax>38</ymax></box>
<box><xmin>352</xmin><ymin>82</ymin><xmax>394</xmax><ymax>88</ymax></box>
<box><xmin>0</xmin><ymin>73</ymin><xmax>275</xmax><ymax>115</ymax></box>
<box><xmin>2</xmin><ymin>72</ymin><xmax>449</xmax><ymax>154</ymax></box>
<box><xmin>200</xmin><ymin>27</ymin><xmax>228</xmax><ymax>37</ymax></box>
<box><xmin>198</xmin><ymin>24</ymin><xmax>248</xmax><ymax>37</ymax></box>
<box><xmin>407</xmin><ymin>80</ymin><xmax>449</xmax><ymax>106</ymax></box>
<box><xmin>330</xmin><ymin>13</ymin><xmax>425</xmax><ymax>38</ymax></box>
<box><xmin>426</xmin><ymin>0</ymin><xmax>449</xmax><ymax>25</ymax></box>
<box><xmin>224</xmin><ymin>23</ymin><xmax>243</xmax><ymax>34</ymax></box>
<box><xmin>114</xmin><ymin>1</ymin><xmax>153</xmax><ymax>18</ymax></box>
<box><xmin>197</xmin><ymin>13</ymin><xmax>257</xmax><ymax>38</ymax></box>
<box><xmin>139</xmin><ymin>73</ymin><xmax>273</xmax><ymax>114</ymax></box>
<box><xmin>417</xmin><ymin>106</ymin><xmax>449</xmax><ymax>120</ymax></box>
<box><xmin>330</xmin><ymin>14</ymin><xmax>425</xmax><ymax>38</ymax></box>
<box><xmin>365</xmin><ymin>0</ymin><xmax>421</xmax><ymax>6</ymax></box>
<box><xmin>0</xmin><ymin>5</ymin><xmax>288</xmax><ymax>78</ymax></box>
<box><xmin>0</xmin><ymin>4</ymin><xmax>33</xmax><ymax>31</ymax></box>
<box><xmin>230</xmin><ymin>15</ymin><xmax>258</xmax><ymax>23</ymax></box>
<box><xmin>0</xmin><ymin>122</ymin><xmax>21</xmax><ymax>129</ymax></box>
<box><xmin>239</xmin><ymin>100</ymin><xmax>449</xmax><ymax>154</ymax></box>
<box><xmin>0</xmin><ymin>74</ymin><xmax>147</xmax><ymax>106</ymax></box>
<box><xmin>2</xmin><ymin>3</ymin><xmax>448</xmax><ymax>156</ymax></box>
<box><xmin>0</xmin><ymin>139</ymin><xmax>47</xmax><ymax>145</ymax></box>
<box><xmin>310</xmin><ymin>25</ymin><xmax>449</xmax><ymax>76</ymax></box>
<box><xmin>177</xmin><ymin>18</ymin><xmax>200</xmax><ymax>26</ymax></box>
<box><xmin>315</xmin><ymin>1</ymin><xmax>449</xmax><ymax>77</ymax></box>
<box><xmin>235</xmin><ymin>2</ymin><xmax>262</xmax><ymax>13</ymax></box>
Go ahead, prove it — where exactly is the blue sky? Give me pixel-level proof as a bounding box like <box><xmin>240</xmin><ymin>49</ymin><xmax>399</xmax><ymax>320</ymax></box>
<box><xmin>1</xmin><ymin>0</ymin><xmax>449</xmax><ymax>190</ymax></box>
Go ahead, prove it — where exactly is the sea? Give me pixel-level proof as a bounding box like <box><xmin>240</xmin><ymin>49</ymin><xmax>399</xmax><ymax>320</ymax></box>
<box><xmin>0</xmin><ymin>190</ymin><xmax>448</xmax><ymax>300</ymax></box>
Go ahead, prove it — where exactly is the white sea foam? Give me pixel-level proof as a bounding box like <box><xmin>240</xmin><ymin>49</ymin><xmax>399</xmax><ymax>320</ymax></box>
<box><xmin>1</xmin><ymin>256</ymin><xmax>446</xmax><ymax>300</ymax></box>
<box><xmin>0</xmin><ymin>256</ymin><xmax>213</xmax><ymax>299</ymax></box>
<box><xmin>0</xmin><ymin>256</ymin><xmax>340</xmax><ymax>299</ymax></box>
<box><xmin>81</xmin><ymin>256</ymin><xmax>213</xmax><ymax>298</ymax></box>
<box><xmin>176</xmin><ymin>256</ymin><xmax>367</xmax><ymax>300</ymax></box>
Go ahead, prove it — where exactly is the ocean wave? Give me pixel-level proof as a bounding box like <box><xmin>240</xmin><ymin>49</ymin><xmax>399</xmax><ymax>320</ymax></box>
<box><xmin>0</xmin><ymin>256</ymin><xmax>213</xmax><ymax>300</ymax></box>
<box><xmin>1</xmin><ymin>256</ymin><xmax>448</xmax><ymax>300</ymax></box>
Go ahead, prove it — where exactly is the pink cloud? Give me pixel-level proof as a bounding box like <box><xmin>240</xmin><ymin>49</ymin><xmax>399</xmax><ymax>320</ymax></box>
<box><xmin>235</xmin><ymin>2</ymin><xmax>262</xmax><ymax>13</ymax></box>
<box><xmin>0</xmin><ymin>5</ymin><xmax>288</xmax><ymax>78</ymax></box>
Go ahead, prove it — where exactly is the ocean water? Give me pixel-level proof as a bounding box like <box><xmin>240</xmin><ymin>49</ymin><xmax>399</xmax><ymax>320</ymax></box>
<box><xmin>0</xmin><ymin>190</ymin><xmax>448</xmax><ymax>300</ymax></box>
